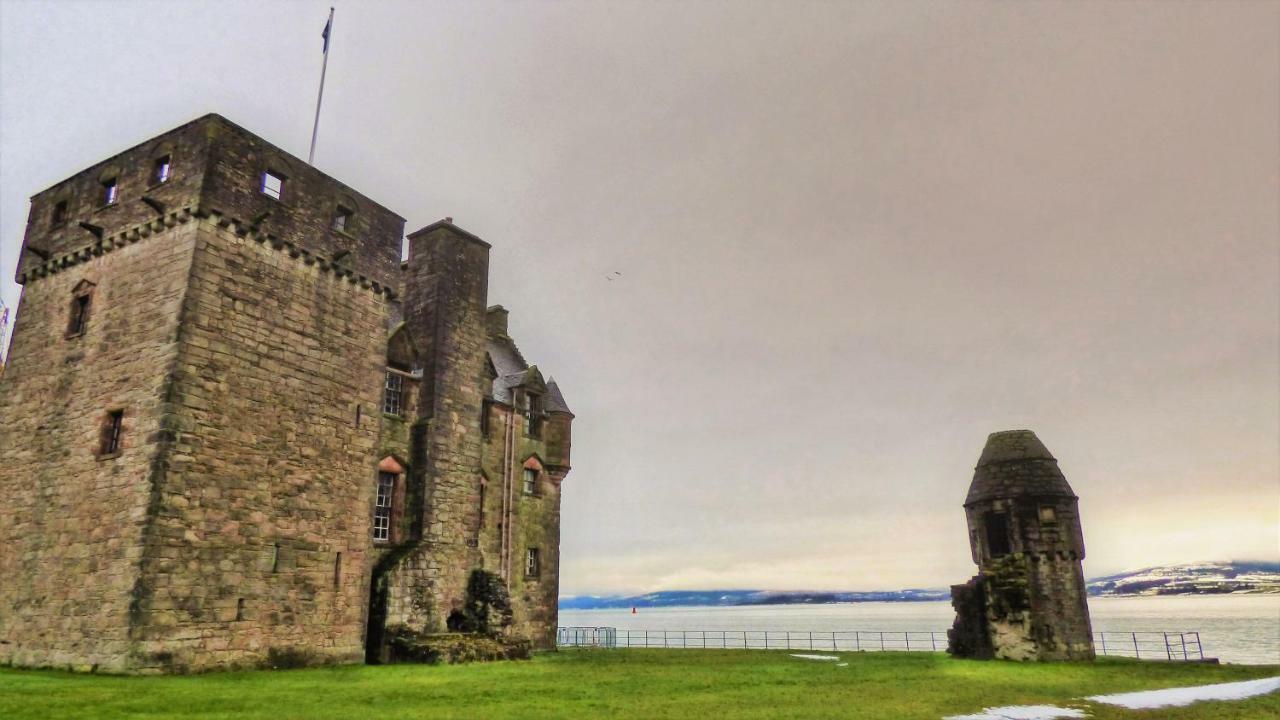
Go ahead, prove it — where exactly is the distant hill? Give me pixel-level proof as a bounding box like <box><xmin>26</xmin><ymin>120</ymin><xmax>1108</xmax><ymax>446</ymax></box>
<box><xmin>558</xmin><ymin>588</ymin><xmax>948</xmax><ymax>610</ymax></box>
<box><xmin>560</xmin><ymin>561</ymin><xmax>1280</xmax><ymax>610</ymax></box>
<box><xmin>1087</xmin><ymin>561</ymin><xmax>1280</xmax><ymax>597</ymax></box>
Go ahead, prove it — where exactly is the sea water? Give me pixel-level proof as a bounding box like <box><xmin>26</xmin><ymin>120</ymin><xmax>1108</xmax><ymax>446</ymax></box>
<box><xmin>559</xmin><ymin>594</ymin><xmax>1280</xmax><ymax>664</ymax></box>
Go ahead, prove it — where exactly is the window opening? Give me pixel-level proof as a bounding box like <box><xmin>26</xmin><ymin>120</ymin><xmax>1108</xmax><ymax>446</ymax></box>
<box><xmin>101</xmin><ymin>178</ymin><xmax>118</xmax><ymax>206</ymax></box>
<box><xmin>68</xmin><ymin>293</ymin><xmax>91</xmax><ymax>337</ymax></box>
<box><xmin>373</xmin><ymin>471</ymin><xmax>395</xmax><ymax>541</ymax></box>
<box><xmin>271</xmin><ymin>543</ymin><xmax>281</xmax><ymax>573</ymax></box>
<box><xmin>153</xmin><ymin>155</ymin><xmax>171</xmax><ymax>184</ymax></box>
<box><xmin>522</xmin><ymin>468</ymin><xmax>537</xmax><ymax>495</ymax></box>
<box><xmin>235</xmin><ymin>598</ymin><xmax>245</xmax><ymax>621</ymax></box>
<box><xmin>524</xmin><ymin>393</ymin><xmax>543</xmax><ymax>439</ymax></box>
<box><xmin>261</xmin><ymin>171</ymin><xmax>285</xmax><ymax>200</ymax></box>
<box><xmin>100</xmin><ymin>410</ymin><xmax>124</xmax><ymax>455</ymax></box>
<box><xmin>984</xmin><ymin>512</ymin><xmax>1011</xmax><ymax>558</ymax></box>
<box><xmin>334</xmin><ymin>552</ymin><xmax>343</xmax><ymax>589</ymax></box>
<box><xmin>1038</xmin><ymin>505</ymin><xmax>1057</xmax><ymax>524</ymax></box>
<box><xmin>383</xmin><ymin>372</ymin><xmax>403</xmax><ymax>415</ymax></box>
<box><xmin>332</xmin><ymin>205</ymin><xmax>353</xmax><ymax>232</ymax></box>
<box><xmin>525</xmin><ymin>548</ymin><xmax>540</xmax><ymax>578</ymax></box>
<box><xmin>51</xmin><ymin>200</ymin><xmax>68</xmax><ymax>227</ymax></box>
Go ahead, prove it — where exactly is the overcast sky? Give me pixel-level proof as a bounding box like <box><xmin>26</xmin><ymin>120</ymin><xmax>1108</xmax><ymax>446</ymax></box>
<box><xmin>1</xmin><ymin>1</ymin><xmax>1276</xmax><ymax>595</ymax></box>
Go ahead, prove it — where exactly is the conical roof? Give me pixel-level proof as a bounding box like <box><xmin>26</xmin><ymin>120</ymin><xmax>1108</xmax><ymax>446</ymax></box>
<box><xmin>965</xmin><ymin>429</ymin><xmax>1077</xmax><ymax>505</ymax></box>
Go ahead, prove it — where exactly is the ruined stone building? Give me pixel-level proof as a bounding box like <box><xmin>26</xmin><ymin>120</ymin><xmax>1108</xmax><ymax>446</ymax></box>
<box><xmin>948</xmin><ymin>430</ymin><xmax>1094</xmax><ymax>661</ymax></box>
<box><xmin>0</xmin><ymin>114</ymin><xmax>573</xmax><ymax>673</ymax></box>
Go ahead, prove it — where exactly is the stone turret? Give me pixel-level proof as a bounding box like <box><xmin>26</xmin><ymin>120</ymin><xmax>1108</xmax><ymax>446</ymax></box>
<box><xmin>948</xmin><ymin>430</ymin><xmax>1095</xmax><ymax>661</ymax></box>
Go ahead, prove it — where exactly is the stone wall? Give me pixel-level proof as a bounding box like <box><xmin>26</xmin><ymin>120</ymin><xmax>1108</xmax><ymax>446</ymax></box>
<box><xmin>0</xmin><ymin>217</ymin><xmax>201</xmax><ymax>672</ymax></box>
<box><xmin>123</xmin><ymin>219</ymin><xmax>392</xmax><ymax>672</ymax></box>
<box><xmin>380</xmin><ymin>223</ymin><xmax>491</xmax><ymax>635</ymax></box>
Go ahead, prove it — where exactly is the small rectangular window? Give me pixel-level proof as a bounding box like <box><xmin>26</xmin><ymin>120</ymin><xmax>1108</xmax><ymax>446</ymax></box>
<box><xmin>522</xmin><ymin>468</ymin><xmax>537</xmax><ymax>495</ymax></box>
<box><xmin>984</xmin><ymin>512</ymin><xmax>1011</xmax><ymax>558</ymax></box>
<box><xmin>101</xmin><ymin>410</ymin><xmax>124</xmax><ymax>456</ymax></box>
<box><xmin>51</xmin><ymin>200</ymin><xmax>68</xmax><ymax>228</ymax></box>
<box><xmin>525</xmin><ymin>548</ymin><xmax>540</xmax><ymax>578</ymax></box>
<box><xmin>524</xmin><ymin>393</ymin><xmax>543</xmax><ymax>439</ymax></box>
<box><xmin>383</xmin><ymin>372</ymin><xmax>403</xmax><ymax>416</ymax></box>
<box><xmin>261</xmin><ymin>171</ymin><xmax>285</xmax><ymax>200</ymax></box>
<box><xmin>332</xmin><ymin>205</ymin><xmax>352</xmax><ymax>232</ymax></box>
<box><xmin>101</xmin><ymin>178</ymin><xmax>118</xmax><ymax>206</ymax></box>
<box><xmin>1038</xmin><ymin>506</ymin><xmax>1057</xmax><ymax>524</ymax></box>
<box><xmin>153</xmin><ymin>155</ymin><xmax>171</xmax><ymax>184</ymax></box>
<box><xmin>67</xmin><ymin>294</ymin><xmax>91</xmax><ymax>337</ymax></box>
<box><xmin>373</xmin><ymin>472</ymin><xmax>396</xmax><ymax>541</ymax></box>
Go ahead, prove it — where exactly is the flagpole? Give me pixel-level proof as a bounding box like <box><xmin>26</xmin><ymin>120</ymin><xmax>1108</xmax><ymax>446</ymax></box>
<box><xmin>308</xmin><ymin>7</ymin><xmax>334</xmax><ymax>165</ymax></box>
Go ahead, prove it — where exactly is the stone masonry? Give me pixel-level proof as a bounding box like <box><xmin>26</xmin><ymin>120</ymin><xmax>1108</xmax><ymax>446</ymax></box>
<box><xmin>0</xmin><ymin>114</ymin><xmax>573</xmax><ymax>673</ymax></box>
<box><xmin>948</xmin><ymin>430</ymin><xmax>1094</xmax><ymax>662</ymax></box>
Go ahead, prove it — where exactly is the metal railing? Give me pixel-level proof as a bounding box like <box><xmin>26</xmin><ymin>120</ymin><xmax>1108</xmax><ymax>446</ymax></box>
<box><xmin>558</xmin><ymin>627</ymin><xmax>1207</xmax><ymax>661</ymax></box>
<box><xmin>559</xmin><ymin>628</ymin><xmax>946</xmax><ymax>652</ymax></box>
<box><xmin>1093</xmin><ymin>631</ymin><xmax>1205</xmax><ymax>661</ymax></box>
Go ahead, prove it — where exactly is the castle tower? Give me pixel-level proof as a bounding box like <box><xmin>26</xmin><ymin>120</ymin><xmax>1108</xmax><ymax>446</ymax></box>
<box><xmin>948</xmin><ymin>430</ymin><xmax>1095</xmax><ymax>661</ymax></box>
<box><xmin>0</xmin><ymin>115</ymin><xmax>572</xmax><ymax>673</ymax></box>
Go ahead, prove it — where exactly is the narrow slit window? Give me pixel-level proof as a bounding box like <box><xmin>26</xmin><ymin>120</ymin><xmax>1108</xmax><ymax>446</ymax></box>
<box><xmin>383</xmin><ymin>372</ymin><xmax>403</xmax><ymax>416</ymax></box>
<box><xmin>522</xmin><ymin>468</ymin><xmax>537</xmax><ymax>495</ymax></box>
<box><xmin>101</xmin><ymin>410</ymin><xmax>124</xmax><ymax>455</ymax></box>
<box><xmin>525</xmin><ymin>548</ymin><xmax>540</xmax><ymax>579</ymax></box>
<box><xmin>331</xmin><ymin>205</ymin><xmax>353</xmax><ymax>232</ymax></box>
<box><xmin>333</xmin><ymin>552</ymin><xmax>343</xmax><ymax>589</ymax></box>
<box><xmin>260</xmin><ymin>171</ymin><xmax>285</xmax><ymax>200</ymax></box>
<box><xmin>153</xmin><ymin>155</ymin><xmax>171</xmax><ymax>184</ymax></box>
<box><xmin>67</xmin><ymin>293</ymin><xmax>91</xmax><ymax>337</ymax></box>
<box><xmin>101</xmin><ymin>178</ymin><xmax>118</xmax><ymax>206</ymax></box>
<box><xmin>51</xmin><ymin>200</ymin><xmax>68</xmax><ymax>228</ymax></box>
<box><xmin>373</xmin><ymin>472</ymin><xmax>395</xmax><ymax>541</ymax></box>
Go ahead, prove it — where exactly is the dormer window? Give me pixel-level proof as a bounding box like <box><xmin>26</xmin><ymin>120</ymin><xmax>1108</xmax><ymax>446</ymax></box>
<box><xmin>153</xmin><ymin>155</ymin><xmax>171</xmax><ymax>184</ymax></box>
<box><xmin>523</xmin><ymin>392</ymin><xmax>543</xmax><ymax>439</ymax></box>
<box><xmin>50</xmin><ymin>200</ymin><xmax>68</xmax><ymax>228</ymax></box>
<box><xmin>523</xmin><ymin>468</ymin><xmax>538</xmax><ymax>495</ymax></box>
<box><xmin>261</xmin><ymin>171</ymin><xmax>285</xmax><ymax>200</ymax></box>
<box><xmin>332</xmin><ymin>205</ymin><xmax>353</xmax><ymax>232</ymax></box>
<box><xmin>101</xmin><ymin>178</ymin><xmax>118</xmax><ymax>206</ymax></box>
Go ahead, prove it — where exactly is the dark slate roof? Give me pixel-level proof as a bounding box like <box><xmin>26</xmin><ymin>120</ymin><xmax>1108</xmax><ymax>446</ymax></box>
<box><xmin>546</xmin><ymin>379</ymin><xmax>572</xmax><ymax>414</ymax></box>
<box><xmin>965</xmin><ymin>430</ymin><xmax>1076</xmax><ymax>505</ymax></box>
<box><xmin>484</xmin><ymin>320</ymin><xmax>569</xmax><ymax>412</ymax></box>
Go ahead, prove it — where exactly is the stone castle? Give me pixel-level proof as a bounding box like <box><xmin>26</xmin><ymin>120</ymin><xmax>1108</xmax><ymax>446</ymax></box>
<box><xmin>0</xmin><ymin>114</ymin><xmax>573</xmax><ymax>673</ymax></box>
<box><xmin>948</xmin><ymin>430</ymin><xmax>1095</xmax><ymax>661</ymax></box>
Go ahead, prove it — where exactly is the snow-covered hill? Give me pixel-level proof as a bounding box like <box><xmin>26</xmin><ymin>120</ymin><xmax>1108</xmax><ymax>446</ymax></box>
<box><xmin>1088</xmin><ymin>561</ymin><xmax>1280</xmax><ymax>597</ymax></box>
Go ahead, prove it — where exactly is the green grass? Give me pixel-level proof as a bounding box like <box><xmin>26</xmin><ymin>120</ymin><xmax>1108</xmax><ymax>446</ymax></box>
<box><xmin>1</xmin><ymin>650</ymin><xmax>1277</xmax><ymax>719</ymax></box>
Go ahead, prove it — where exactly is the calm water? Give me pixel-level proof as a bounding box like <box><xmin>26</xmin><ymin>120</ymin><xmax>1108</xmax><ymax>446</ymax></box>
<box><xmin>560</xmin><ymin>594</ymin><xmax>1280</xmax><ymax>665</ymax></box>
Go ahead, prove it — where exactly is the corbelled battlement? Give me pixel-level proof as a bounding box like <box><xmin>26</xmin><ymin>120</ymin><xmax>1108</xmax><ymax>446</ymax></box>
<box><xmin>19</xmin><ymin>114</ymin><xmax>406</xmax><ymax>289</ymax></box>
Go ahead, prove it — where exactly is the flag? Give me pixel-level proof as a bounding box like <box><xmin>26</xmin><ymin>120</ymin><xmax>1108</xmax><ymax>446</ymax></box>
<box><xmin>321</xmin><ymin>11</ymin><xmax>332</xmax><ymax>53</ymax></box>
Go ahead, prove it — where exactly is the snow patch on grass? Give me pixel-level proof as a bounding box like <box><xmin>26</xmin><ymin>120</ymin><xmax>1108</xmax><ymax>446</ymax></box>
<box><xmin>943</xmin><ymin>706</ymin><xmax>1086</xmax><ymax>720</ymax></box>
<box><xmin>1086</xmin><ymin>676</ymin><xmax>1280</xmax><ymax>709</ymax></box>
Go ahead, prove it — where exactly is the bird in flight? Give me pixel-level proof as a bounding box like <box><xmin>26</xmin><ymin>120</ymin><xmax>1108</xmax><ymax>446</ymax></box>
<box><xmin>605</xmin><ymin>271</ymin><xmax>622</xmax><ymax>281</ymax></box>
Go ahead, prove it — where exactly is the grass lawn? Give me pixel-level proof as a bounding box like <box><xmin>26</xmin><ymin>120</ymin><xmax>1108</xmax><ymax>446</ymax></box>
<box><xmin>1</xmin><ymin>650</ymin><xmax>1277</xmax><ymax>719</ymax></box>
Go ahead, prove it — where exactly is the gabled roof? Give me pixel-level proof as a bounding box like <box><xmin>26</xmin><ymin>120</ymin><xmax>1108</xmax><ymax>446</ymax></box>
<box><xmin>485</xmin><ymin>324</ymin><xmax>568</xmax><ymax>412</ymax></box>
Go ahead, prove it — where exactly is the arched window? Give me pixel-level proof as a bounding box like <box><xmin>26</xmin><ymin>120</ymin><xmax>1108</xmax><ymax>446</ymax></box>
<box><xmin>373</xmin><ymin>457</ymin><xmax>406</xmax><ymax>543</ymax></box>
